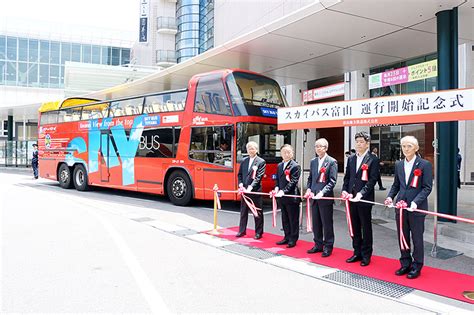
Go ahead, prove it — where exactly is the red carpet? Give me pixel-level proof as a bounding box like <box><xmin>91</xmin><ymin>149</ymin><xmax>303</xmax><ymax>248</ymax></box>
<box><xmin>206</xmin><ymin>227</ymin><xmax>474</xmax><ymax>304</ymax></box>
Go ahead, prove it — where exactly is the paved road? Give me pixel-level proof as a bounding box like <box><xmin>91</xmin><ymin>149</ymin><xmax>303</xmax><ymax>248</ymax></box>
<box><xmin>1</xmin><ymin>172</ymin><xmax>472</xmax><ymax>313</ymax></box>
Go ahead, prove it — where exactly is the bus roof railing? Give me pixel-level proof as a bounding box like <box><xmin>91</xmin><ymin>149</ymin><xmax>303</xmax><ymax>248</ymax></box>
<box><xmin>39</xmin><ymin>88</ymin><xmax>188</xmax><ymax>113</ymax></box>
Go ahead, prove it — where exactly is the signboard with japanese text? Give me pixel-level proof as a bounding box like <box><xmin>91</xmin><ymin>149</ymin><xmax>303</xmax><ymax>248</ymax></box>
<box><xmin>369</xmin><ymin>60</ymin><xmax>437</xmax><ymax>89</ymax></box>
<box><xmin>302</xmin><ymin>82</ymin><xmax>345</xmax><ymax>103</ymax></box>
<box><xmin>278</xmin><ymin>88</ymin><xmax>474</xmax><ymax>130</ymax></box>
<box><xmin>139</xmin><ymin>0</ymin><xmax>149</xmax><ymax>43</ymax></box>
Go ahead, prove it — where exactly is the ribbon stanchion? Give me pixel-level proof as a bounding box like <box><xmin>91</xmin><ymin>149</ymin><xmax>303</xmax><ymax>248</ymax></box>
<box><xmin>210</xmin><ymin>184</ymin><xmax>221</xmax><ymax>235</ymax></box>
<box><xmin>269</xmin><ymin>190</ymin><xmax>278</xmax><ymax>227</ymax></box>
<box><xmin>305</xmin><ymin>193</ymin><xmax>313</xmax><ymax>232</ymax></box>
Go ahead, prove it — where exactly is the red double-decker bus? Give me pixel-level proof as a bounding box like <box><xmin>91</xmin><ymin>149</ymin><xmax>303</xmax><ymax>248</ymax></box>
<box><xmin>38</xmin><ymin>69</ymin><xmax>291</xmax><ymax>205</ymax></box>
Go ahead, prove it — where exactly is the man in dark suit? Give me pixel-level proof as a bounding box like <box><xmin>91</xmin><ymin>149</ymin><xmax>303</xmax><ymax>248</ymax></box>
<box><xmin>385</xmin><ymin>136</ymin><xmax>433</xmax><ymax>279</ymax></box>
<box><xmin>305</xmin><ymin>138</ymin><xmax>338</xmax><ymax>257</ymax></box>
<box><xmin>342</xmin><ymin>131</ymin><xmax>379</xmax><ymax>266</ymax></box>
<box><xmin>32</xmin><ymin>143</ymin><xmax>39</xmax><ymax>179</ymax></box>
<box><xmin>236</xmin><ymin>141</ymin><xmax>266</xmax><ymax>239</ymax></box>
<box><xmin>274</xmin><ymin>144</ymin><xmax>301</xmax><ymax>248</ymax></box>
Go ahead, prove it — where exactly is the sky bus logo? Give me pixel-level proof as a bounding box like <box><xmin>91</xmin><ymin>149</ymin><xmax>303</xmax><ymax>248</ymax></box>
<box><xmin>260</xmin><ymin>107</ymin><xmax>278</xmax><ymax>118</ymax></box>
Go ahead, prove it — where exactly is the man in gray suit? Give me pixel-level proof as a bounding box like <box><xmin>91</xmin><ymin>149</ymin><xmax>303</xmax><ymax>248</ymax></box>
<box><xmin>305</xmin><ymin>138</ymin><xmax>338</xmax><ymax>257</ymax></box>
<box><xmin>385</xmin><ymin>136</ymin><xmax>433</xmax><ymax>279</ymax></box>
<box><xmin>236</xmin><ymin>141</ymin><xmax>266</xmax><ymax>239</ymax></box>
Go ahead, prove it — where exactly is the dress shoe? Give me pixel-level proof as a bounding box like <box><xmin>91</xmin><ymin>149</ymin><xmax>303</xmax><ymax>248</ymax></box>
<box><xmin>254</xmin><ymin>233</ymin><xmax>262</xmax><ymax>240</ymax></box>
<box><xmin>322</xmin><ymin>249</ymin><xmax>332</xmax><ymax>257</ymax></box>
<box><xmin>395</xmin><ymin>266</ymin><xmax>411</xmax><ymax>276</ymax></box>
<box><xmin>276</xmin><ymin>239</ymin><xmax>289</xmax><ymax>245</ymax></box>
<box><xmin>379</xmin><ymin>187</ymin><xmax>386</xmax><ymax>191</ymax></box>
<box><xmin>235</xmin><ymin>232</ymin><xmax>246</xmax><ymax>237</ymax></box>
<box><xmin>360</xmin><ymin>258</ymin><xmax>371</xmax><ymax>266</ymax></box>
<box><xmin>407</xmin><ymin>269</ymin><xmax>421</xmax><ymax>279</ymax></box>
<box><xmin>346</xmin><ymin>255</ymin><xmax>362</xmax><ymax>263</ymax></box>
<box><xmin>307</xmin><ymin>246</ymin><xmax>323</xmax><ymax>254</ymax></box>
<box><xmin>286</xmin><ymin>242</ymin><xmax>296</xmax><ymax>248</ymax></box>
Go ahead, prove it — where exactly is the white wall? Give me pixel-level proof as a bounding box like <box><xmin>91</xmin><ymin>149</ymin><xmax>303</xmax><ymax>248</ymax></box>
<box><xmin>214</xmin><ymin>0</ymin><xmax>314</xmax><ymax>46</ymax></box>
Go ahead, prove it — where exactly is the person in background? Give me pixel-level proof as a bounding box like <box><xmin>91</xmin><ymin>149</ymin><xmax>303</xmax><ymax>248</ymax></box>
<box><xmin>32</xmin><ymin>143</ymin><xmax>39</xmax><ymax>179</ymax></box>
<box><xmin>306</xmin><ymin>138</ymin><xmax>338</xmax><ymax>257</ymax></box>
<box><xmin>385</xmin><ymin>136</ymin><xmax>433</xmax><ymax>279</ymax></box>
<box><xmin>236</xmin><ymin>141</ymin><xmax>266</xmax><ymax>239</ymax></box>
<box><xmin>274</xmin><ymin>144</ymin><xmax>301</xmax><ymax>248</ymax></box>
<box><xmin>371</xmin><ymin>147</ymin><xmax>386</xmax><ymax>191</ymax></box>
<box><xmin>457</xmin><ymin>148</ymin><xmax>462</xmax><ymax>189</ymax></box>
<box><xmin>342</xmin><ymin>131</ymin><xmax>379</xmax><ymax>267</ymax></box>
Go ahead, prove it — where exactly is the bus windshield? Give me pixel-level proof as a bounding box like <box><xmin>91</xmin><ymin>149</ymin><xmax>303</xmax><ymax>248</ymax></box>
<box><xmin>226</xmin><ymin>72</ymin><xmax>287</xmax><ymax>115</ymax></box>
<box><xmin>237</xmin><ymin>122</ymin><xmax>291</xmax><ymax>163</ymax></box>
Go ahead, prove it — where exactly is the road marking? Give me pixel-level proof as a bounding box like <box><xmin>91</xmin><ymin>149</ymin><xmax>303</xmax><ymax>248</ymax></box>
<box><xmin>86</xmin><ymin>209</ymin><xmax>170</xmax><ymax>314</ymax></box>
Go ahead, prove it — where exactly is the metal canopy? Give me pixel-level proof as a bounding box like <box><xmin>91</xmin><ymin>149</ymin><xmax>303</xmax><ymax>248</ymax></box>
<box><xmin>87</xmin><ymin>0</ymin><xmax>472</xmax><ymax>101</ymax></box>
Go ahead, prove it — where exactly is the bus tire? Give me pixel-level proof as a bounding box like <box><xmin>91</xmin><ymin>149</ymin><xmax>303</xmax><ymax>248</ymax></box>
<box><xmin>73</xmin><ymin>164</ymin><xmax>90</xmax><ymax>191</ymax></box>
<box><xmin>58</xmin><ymin>164</ymin><xmax>73</xmax><ymax>189</ymax></box>
<box><xmin>167</xmin><ymin>170</ymin><xmax>192</xmax><ymax>206</ymax></box>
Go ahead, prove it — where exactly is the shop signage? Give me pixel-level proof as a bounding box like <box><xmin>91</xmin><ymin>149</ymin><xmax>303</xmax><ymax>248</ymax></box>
<box><xmin>278</xmin><ymin>88</ymin><xmax>474</xmax><ymax>130</ymax></box>
<box><xmin>302</xmin><ymin>82</ymin><xmax>345</xmax><ymax>103</ymax></box>
<box><xmin>369</xmin><ymin>60</ymin><xmax>437</xmax><ymax>90</ymax></box>
<box><xmin>139</xmin><ymin>0</ymin><xmax>149</xmax><ymax>43</ymax></box>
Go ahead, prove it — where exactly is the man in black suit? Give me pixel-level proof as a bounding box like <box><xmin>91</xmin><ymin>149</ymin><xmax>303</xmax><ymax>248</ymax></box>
<box><xmin>342</xmin><ymin>131</ymin><xmax>379</xmax><ymax>266</ymax></box>
<box><xmin>237</xmin><ymin>141</ymin><xmax>266</xmax><ymax>239</ymax></box>
<box><xmin>32</xmin><ymin>143</ymin><xmax>39</xmax><ymax>179</ymax></box>
<box><xmin>385</xmin><ymin>136</ymin><xmax>433</xmax><ymax>279</ymax></box>
<box><xmin>305</xmin><ymin>138</ymin><xmax>338</xmax><ymax>257</ymax></box>
<box><xmin>274</xmin><ymin>144</ymin><xmax>301</xmax><ymax>248</ymax></box>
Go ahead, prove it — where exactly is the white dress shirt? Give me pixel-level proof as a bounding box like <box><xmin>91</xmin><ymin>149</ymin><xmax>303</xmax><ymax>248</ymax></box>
<box><xmin>248</xmin><ymin>157</ymin><xmax>255</xmax><ymax>171</ymax></box>
<box><xmin>356</xmin><ymin>149</ymin><xmax>369</xmax><ymax>171</ymax></box>
<box><xmin>404</xmin><ymin>157</ymin><xmax>416</xmax><ymax>185</ymax></box>
<box><xmin>318</xmin><ymin>154</ymin><xmax>327</xmax><ymax>172</ymax></box>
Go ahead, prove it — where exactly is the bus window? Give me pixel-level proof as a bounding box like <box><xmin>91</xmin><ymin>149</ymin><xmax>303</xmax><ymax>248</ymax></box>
<box><xmin>109</xmin><ymin>97</ymin><xmax>144</xmax><ymax>117</ymax></box>
<box><xmin>237</xmin><ymin>122</ymin><xmax>291</xmax><ymax>163</ymax></box>
<box><xmin>226</xmin><ymin>72</ymin><xmax>287</xmax><ymax>116</ymax></box>
<box><xmin>58</xmin><ymin>107</ymin><xmax>82</xmax><ymax>123</ymax></box>
<box><xmin>194</xmin><ymin>74</ymin><xmax>232</xmax><ymax>116</ymax></box>
<box><xmin>136</xmin><ymin>127</ymin><xmax>181</xmax><ymax>158</ymax></box>
<box><xmin>81</xmin><ymin>103</ymin><xmax>109</xmax><ymax>120</ymax></box>
<box><xmin>40</xmin><ymin>111</ymin><xmax>58</xmax><ymax>125</ymax></box>
<box><xmin>144</xmin><ymin>91</ymin><xmax>187</xmax><ymax>113</ymax></box>
<box><xmin>189</xmin><ymin>126</ymin><xmax>233</xmax><ymax>167</ymax></box>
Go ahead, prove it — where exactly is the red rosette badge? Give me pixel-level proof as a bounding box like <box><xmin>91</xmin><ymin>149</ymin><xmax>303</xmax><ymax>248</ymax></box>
<box><xmin>361</xmin><ymin>163</ymin><xmax>369</xmax><ymax>181</ymax></box>
<box><xmin>319</xmin><ymin>167</ymin><xmax>326</xmax><ymax>182</ymax></box>
<box><xmin>411</xmin><ymin>168</ymin><xmax>422</xmax><ymax>188</ymax></box>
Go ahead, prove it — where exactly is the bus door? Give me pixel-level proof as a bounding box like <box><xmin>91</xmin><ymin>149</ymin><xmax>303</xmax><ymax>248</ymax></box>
<box><xmin>191</xmin><ymin>125</ymin><xmax>234</xmax><ymax>200</ymax></box>
<box><xmin>100</xmin><ymin>130</ymin><xmax>111</xmax><ymax>182</ymax></box>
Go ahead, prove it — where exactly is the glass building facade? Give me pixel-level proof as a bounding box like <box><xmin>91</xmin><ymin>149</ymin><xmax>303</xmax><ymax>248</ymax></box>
<box><xmin>369</xmin><ymin>53</ymin><xmax>437</xmax><ymax>175</ymax></box>
<box><xmin>176</xmin><ymin>0</ymin><xmax>214</xmax><ymax>63</ymax></box>
<box><xmin>0</xmin><ymin>35</ymin><xmax>131</xmax><ymax>89</ymax></box>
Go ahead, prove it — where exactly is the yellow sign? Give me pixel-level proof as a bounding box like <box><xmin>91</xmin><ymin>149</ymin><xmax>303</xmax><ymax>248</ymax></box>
<box><xmin>408</xmin><ymin>60</ymin><xmax>437</xmax><ymax>82</ymax></box>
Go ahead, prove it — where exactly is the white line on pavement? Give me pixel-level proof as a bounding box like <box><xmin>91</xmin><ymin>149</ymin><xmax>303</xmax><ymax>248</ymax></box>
<box><xmin>86</xmin><ymin>208</ymin><xmax>170</xmax><ymax>314</ymax></box>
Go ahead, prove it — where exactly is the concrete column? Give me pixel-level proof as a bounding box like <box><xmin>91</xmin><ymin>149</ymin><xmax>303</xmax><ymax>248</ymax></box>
<box><xmin>344</xmin><ymin>70</ymin><xmax>369</xmax><ymax>166</ymax></box>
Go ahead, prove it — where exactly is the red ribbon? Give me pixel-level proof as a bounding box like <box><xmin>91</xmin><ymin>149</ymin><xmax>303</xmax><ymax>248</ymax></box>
<box><xmin>213</xmin><ymin>184</ymin><xmax>221</xmax><ymax>210</ymax></box>
<box><xmin>341</xmin><ymin>192</ymin><xmax>354</xmax><ymax>237</ymax></box>
<box><xmin>411</xmin><ymin>168</ymin><xmax>422</xmax><ymax>188</ymax></box>
<box><xmin>319</xmin><ymin>167</ymin><xmax>326</xmax><ymax>182</ymax></box>
<box><xmin>361</xmin><ymin>163</ymin><xmax>369</xmax><ymax>181</ymax></box>
<box><xmin>396</xmin><ymin>200</ymin><xmax>410</xmax><ymax>251</ymax></box>
<box><xmin>269</xmin><ymin>190</ymin><xmax>278</xmax><ymax>227</ymax></box>
<box><xmin>305</xmin><ymin>192</ymin><xmax>314</xmax><ymax>232</ymax></box>
<box><xmin>284</xmin><ymin>169</ymin><xmax>290</xmax><ymax>181</ymax></box>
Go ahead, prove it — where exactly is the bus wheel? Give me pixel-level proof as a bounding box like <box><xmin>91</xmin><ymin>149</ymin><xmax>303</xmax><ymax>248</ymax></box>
<box><xmin>167</xmin><ymin>170</ymin><xmax>192</xmax><ymax>206</ymax></box>
<box><xmin>73</xmin><ymin>164</ymin><xmax>90</xmax><ymax>191</ymax></box>
<box><xmin>58</xmin><ymin>164</ymin><xmax>73</xmax><ymax>189</ymax></box>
